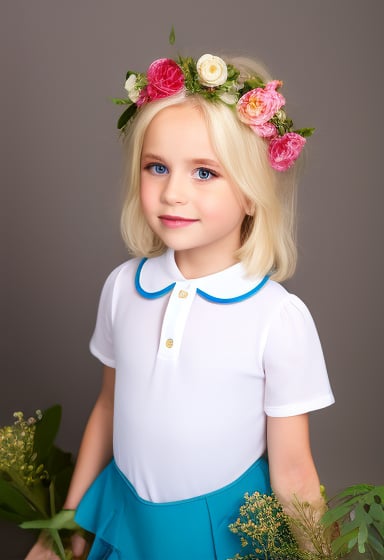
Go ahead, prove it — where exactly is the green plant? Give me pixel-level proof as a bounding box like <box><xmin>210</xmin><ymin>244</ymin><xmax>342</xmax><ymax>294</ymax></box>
<box><xmin>0</xmin><ymin>405</ymin><xmax>76</xmax><ymax>559</ymax></box>
<box><xmin>228</xmin><ymin>491</ymin><xmax>336</xmax><ymax>560</ymax></box>
<box><xmin>229</xmin><ymin>484</ymin><xmax>384</xmax><ymax>560</ymax></box>
<box><xmin>322</xmin><ymin>484</ymin><xmax>384</xmax><ymax>559</ymax></box>
<box><xmin>228</xmin><ymin>490</ymin><xmax>300</xmax><ymax>559</ymax></box>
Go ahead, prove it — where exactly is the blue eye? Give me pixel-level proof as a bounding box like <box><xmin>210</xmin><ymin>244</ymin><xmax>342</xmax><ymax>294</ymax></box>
<box><xmin>146</xmin><ymin>163</ymin><xmax>168</xmax><ymax>175</ymax></box>
<box><xmin>193</xmin><ymin>167</ymin><xmax>216</xmax><ymax>180</ymax></box>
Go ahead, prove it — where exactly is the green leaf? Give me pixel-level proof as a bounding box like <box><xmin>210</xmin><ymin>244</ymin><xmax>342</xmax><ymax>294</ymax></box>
<box><xmin>372</xmin><ymin>518</ymin><xmax>384</xmax><ymax>537</ymax></box>
<box><xmin>226</xmin><ymin>65</ymin><xmax>240</xmax><ymax>82</ymax></box>
<box><xmin>117</xmin><ymin>104</ymin><xmax>137</xmax><ymax>130</ymax></box>
<box><xmin>295</xmin><ymin>127</ymin><xmax>315</xmax><ymax>138</ymax></box>
<box><xmin>125</xmin><ymin>70</ymin><xmax>136</xmax><ymax>80</ymax></box>
<box><xmin>354</xmin><ymin>502</ymin><xmax>373</xmax><ymax>525</ymax></box>
<box><xmin>169</xmin><ymin>25</ymin><xmax>175</xmax><ymax>45</ymax></box>
<box><xmin>322</xmin><ymin>502</ymin><xmax>354</xmax><ymax>526</ymax></box>
<box><xmin>246</xmin><ymin>77</ymin><xmax>265</xmax><ymax>89</ymax></box>
<box><xmin>50</xmin><ymin>465</ymin><xmax>74</xmax><ymax>511</ymax></box>
<box><xmin>49</xmin><ymin>529</ymin><xmax>67</xmax><ymax>560</ymax></box>
<box><xmin>341</xmin><ymin>515</ymin><xmax>365</xmax><ymax>535</ymax></box>
<box><xmin>111</xmin><ymin>97</ymin><xmax>132</xmax><ymax>105</ymax></box>
<box><xmin>45</xmin><ymin>445</ymin><xmax>73</xmax><ymax>478</ymax></box>
<box><xmin>0</xmin><ymin>477</ymin><xmax>42</xmax><ymax>523</ymax></box>
<box><xmin>0</xmin><ymin>506</ymin><xmax>28</xmax><ymax>524</ymax></box>
<box><xmin>373</xmin><ymin>487</ymin><xmax>384</xmax><ymax>502</ymax></box>
<box><xmin>369</xmin><ymin>502</ymin><xmax>384</xmax><ymax>521</ymax></box>
<box><xmin>332</xmin><ymin>528</ymin><xmax>359</xmax><ymax>554</ymax></box>
<box><xmin>347</xmin><ymin>535</ymin><xmax>358</xmax><ymax>552</ymax></box>
<box><xmin>332</xmin><ymin>484</ymin><xmax>374</xmax><ymax>501</ymax></box>
<box><xmin>20</xmin><ymin>509</ymin><xmax>79</xmax><ymax>531</ymax></box>
<box><xmin>358</xmin><ymin>523</ymin><xmax>368</xmax><ymax>553</ymax></box>
<box><xmin>367</xmin><ymin>532</ymin><xmax>384</xmax><ymax>555</ymax></box>
<box><xmin>335</xmin><ymin>494</ymin><xmax>367</xmax><ymax>509</ymax></box>
<box><xmin>33</xmin><ymin>405</ymin><xmax>62</xmax><ymax>465</ymax></box>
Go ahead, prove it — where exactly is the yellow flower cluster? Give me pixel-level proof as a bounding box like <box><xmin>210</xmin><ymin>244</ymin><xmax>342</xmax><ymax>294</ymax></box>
<box><xmin>0</xmin><ymin>410</ymin><xmax>48</xmax><ymax>486</ymax></box>
<box><xmin>229</xmin><ymin>491</ymin><xmax>299</xmax><ymax>559</ymax></box>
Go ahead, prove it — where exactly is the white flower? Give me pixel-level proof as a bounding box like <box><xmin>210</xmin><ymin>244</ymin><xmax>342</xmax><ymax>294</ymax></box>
<box><xmin>196</xmin><ymin>54</ymin><xmax>228</xmax><ymax>87</ymax></box>
<box><xmin>275</xmin><ymin>109</ymin><xmax>287</xmax><ymax>122</ymax></box>
<box><xmin>219</xmin><ymin>87</ymin><xmax>239</xmax><ymax>105</ymax></box>
<box><xmin>124</xmin><ymin>74</ymin><xmax>140</xmax><ymax>103</ymax></box>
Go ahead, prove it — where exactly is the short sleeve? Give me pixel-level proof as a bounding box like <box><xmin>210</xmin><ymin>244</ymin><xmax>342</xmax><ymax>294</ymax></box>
<box><xmin>89</xmin><ymin>265</ymin><xmax>126</xmax><ymax>368</ymax></box>
<box><xmin>263</xmin><ymin>294</ymin><xmax>335</xmax><ymax>416</ymax></box>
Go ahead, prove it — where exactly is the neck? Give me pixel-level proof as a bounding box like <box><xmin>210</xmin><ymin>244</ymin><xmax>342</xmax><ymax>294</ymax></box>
<box><xmin>174</xmin><ymin>249</ymin><xmax>239</xmax><ymax>279</ymax></box>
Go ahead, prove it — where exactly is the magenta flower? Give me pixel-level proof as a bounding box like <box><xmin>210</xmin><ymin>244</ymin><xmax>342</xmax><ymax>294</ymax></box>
<box><xmin>144</xmin><ymin>58</ymin><xmax>185</xmax><ymax>102</ymax></box>
<box><xmin>237</xmin><ymin>81</ymin><xmax>285</xmax><ymax>126</ymax></box>
<box><xmin>268</xmin><ymin>132</ymin><xmax>306</xmax><ymax>172</ymax></box>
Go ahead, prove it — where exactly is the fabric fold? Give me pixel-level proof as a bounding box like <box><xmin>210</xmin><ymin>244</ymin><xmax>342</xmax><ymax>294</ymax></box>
<box><xmin>75</xmin><ymin>457</ymin><xmax>271</xmax><ymax>560</ymax></box>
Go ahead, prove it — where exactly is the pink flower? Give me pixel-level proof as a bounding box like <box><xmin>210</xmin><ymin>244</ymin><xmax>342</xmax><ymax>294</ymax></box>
<box><xmin>137</xmin><ymin>86</ymin><xmax>149</xmax><ymax>107</ymax></box>
<box><xmin>237</xmin><ymin>81</ymin><xmax>285</xmax><ymax>126</ymax></box>
<box><xmin>145</xmin><ymin>58</ymin><xmax>185</xmax><ymax>101</ymax></box>
<box><xmin>268</xmin><ymin>132</ymin><xmax>306</xmax><ymax>172</ymax></box>
<box><xmin>250</xmin><ymin>122</ymin><xmax>278</xmax><ymax>138</ymax></box>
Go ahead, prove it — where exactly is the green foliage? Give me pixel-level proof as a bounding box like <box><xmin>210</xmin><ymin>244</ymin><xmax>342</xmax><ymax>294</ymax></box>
<box><xmin>296</xmin><ymin>127</ymin><xmax>315</xmax><ymax>138</ymax></box>
<box><xmin>322</xmin><ymin>485</ymin><xmax>384</xmax><ymax>558</ymax></box>
<box><xmin>169</xmin><ymin>25</ymin><xmax>175</xmax><ymax>46</ymax></box>
<box><xmin>117</xmin><ymin>103</ymin><xmax>137</xmax><ymax>130</ymax></box>
<box><xmin>230</xmin><ymin>485</ymin><xmax>384</xmax><ymax>560</ymax></box>
<box><xmin>0</xmin><ymin>406</ymin><xmax>75</xmax><ymax>559</ymax></box>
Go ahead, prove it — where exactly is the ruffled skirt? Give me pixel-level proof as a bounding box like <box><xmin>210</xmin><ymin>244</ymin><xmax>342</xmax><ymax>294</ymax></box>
<box><xmin>75</xmin><ymin>457</ymin><xmax>271</xmax><ymax>560</ymax></box>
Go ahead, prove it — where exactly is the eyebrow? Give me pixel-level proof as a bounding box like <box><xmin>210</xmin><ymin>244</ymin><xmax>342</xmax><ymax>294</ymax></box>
<box><xmin>190</xmin><ymin>158</ymin><xmax>221</xmax><ymax>168</ymax></box>
<box><xmin>141</xmin><ymin>153</ymin><xmax>221</xmax><ymax>168</ymax></box>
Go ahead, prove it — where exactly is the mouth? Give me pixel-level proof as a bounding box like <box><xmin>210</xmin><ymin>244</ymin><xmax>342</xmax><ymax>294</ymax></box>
<box><xmin>158</xmin><ymin>215</ymin><xmax>199</xmax><ymax>228</ymax></box>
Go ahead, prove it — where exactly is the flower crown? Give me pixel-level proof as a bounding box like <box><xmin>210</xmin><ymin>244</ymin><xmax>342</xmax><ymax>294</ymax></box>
<box><xmin>112</xmin><ymin>53</ymin><xmax>314</xmax><ymax>172</ymax></box>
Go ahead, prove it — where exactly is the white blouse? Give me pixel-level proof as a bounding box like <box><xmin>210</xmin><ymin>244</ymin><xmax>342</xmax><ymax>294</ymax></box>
<box><xmin>90</xmin><ymin>250</ymin><xmax>334</xmax><ymax>502</ymax></box>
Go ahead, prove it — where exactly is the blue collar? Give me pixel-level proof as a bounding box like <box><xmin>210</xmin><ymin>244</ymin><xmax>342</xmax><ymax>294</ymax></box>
<box><xmin>135</xmin><ymin>250</ymin><xmax>269</xmax><ymax>304</ymax></box>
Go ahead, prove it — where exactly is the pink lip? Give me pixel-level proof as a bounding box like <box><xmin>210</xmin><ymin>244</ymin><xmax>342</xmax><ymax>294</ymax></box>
<box><xmin>159</xmin><ymin>215</ymin><xmax>198</xmax><ymax>228</ymax></box>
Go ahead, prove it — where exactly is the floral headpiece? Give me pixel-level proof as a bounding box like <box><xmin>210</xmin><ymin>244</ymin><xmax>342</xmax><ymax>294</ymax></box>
<box><xmin>113</xmin><ymin>51</ymin><xmax>314</xmax><ymax>172</ymax></box>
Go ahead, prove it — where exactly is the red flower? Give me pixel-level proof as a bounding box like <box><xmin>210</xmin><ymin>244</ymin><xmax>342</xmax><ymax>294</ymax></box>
<box><xmin>268</xmin><ymin>132</ymin><xmax>306</xmax><ymax>172</ymax></box>
<box><xmin>145</xmin><ymin>58</ymin><xmax>185</xmax><ymax>102</ymax></box>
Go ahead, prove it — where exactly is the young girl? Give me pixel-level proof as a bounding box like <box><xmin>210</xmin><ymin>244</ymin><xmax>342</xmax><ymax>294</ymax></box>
<box><xmin>27</xmin><ymin>52</ymin><xmax>334</xmax><ymax>560</ymax></box>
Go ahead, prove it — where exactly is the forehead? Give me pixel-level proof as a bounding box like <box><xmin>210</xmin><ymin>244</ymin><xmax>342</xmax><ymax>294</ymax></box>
<box><xmin>142</xmin><ymin>103</ymin><xmax>216</xmax><ymax>158</ymax></box>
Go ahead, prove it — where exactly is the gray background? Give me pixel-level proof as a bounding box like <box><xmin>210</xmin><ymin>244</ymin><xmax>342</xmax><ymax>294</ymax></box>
<box><xmin>1</xmin><ymin>1</ymin><xmax>383</xmax><ymax>557</ymax></box>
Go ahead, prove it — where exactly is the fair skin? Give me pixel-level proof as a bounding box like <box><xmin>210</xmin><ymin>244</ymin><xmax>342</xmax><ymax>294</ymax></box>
<box><xmin>26</xmin><ymin>102</ymin><xmax>323</xmax><ymax>559</ymax></box>
<box><xmin>140</xmin><ymin>103</ymin><xmax>250</xmax><ymax>278</ymax></box>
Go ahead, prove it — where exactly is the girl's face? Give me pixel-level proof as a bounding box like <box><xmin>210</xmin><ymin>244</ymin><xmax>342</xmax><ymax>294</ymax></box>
<box><xmin>140</xmin><ymin>103</ymin><xmax>248</xmax><ymax>277</ymax></box>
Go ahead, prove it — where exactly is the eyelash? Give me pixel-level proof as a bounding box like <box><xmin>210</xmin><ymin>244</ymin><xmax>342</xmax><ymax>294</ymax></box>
<box><xmin>143</xmin><ymin>163</ymin><xmax>218</xmax><ymax>181</ymax></box>
<box><xmin>144</xmin><ymin>163</ymin><xmax>169</xmax><ymax>175</ymax></box>
<box><xmin>192</xmin><ymin>167</ymin><xmax>218</xmax><ymax>181</ymax></box>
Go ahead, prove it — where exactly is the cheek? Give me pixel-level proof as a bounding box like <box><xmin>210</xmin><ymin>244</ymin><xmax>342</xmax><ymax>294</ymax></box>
<box><xmin>202</xmin><ymin>192</ymin><xmax>246</xmax><ymax>223</ymax></box>
<box><xmin>139</xmin><ymin>180</ymin><xmax>154</xmax><ymax>216</ymax></box>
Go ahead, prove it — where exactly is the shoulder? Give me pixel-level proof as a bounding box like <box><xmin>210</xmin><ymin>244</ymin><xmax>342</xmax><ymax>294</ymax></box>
<box><xmin>102</xmin><ymin>256</ymin><xmax>142</xmax><ymax>287</ymax></box>
<box><xmin>258</xmin><ymin>279</ymin><xmax>312</xmax><ymax>314</ymax></box>
<box><xmin>252</xmin><ymin>279</ymin><xmax>320</xmax><ymax>341</ymax></box>
<box><xmin>260</xmin><ymin>281</ymin><xmax>323</xmax><ymax>354</ymax></box>
<box><xmin>249</xmin><ymin>277</ymin><xmax>293</xmax><ymax>314</ymax></box>
<box><xmin>95</xmin><ymin>257</ymin><xmax>143</xmax><ymax>305</ymax></box>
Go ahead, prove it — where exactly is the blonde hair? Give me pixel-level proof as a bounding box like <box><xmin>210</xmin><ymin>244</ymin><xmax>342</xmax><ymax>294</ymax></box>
<box><xmin>120</xmin><ymin>57</ymin><xmax>299</xmax><ymax>281</ymax></box>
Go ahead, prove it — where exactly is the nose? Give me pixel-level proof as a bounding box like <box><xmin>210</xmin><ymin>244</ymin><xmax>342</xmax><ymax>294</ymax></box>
<box><xmin>160</xmin><ymin>172</ymin><xmax>188</xmax><ymax>205</ymax></box>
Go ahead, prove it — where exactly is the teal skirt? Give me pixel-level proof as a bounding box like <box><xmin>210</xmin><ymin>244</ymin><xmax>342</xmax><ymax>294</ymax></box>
<box><xmin>75</xmin><ymin>457</ymin><xmax>271</xmax><ymax>560</ymax></box>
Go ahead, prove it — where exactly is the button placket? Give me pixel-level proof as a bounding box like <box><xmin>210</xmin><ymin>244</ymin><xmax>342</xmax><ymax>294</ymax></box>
<box><xmin>158</xmin><ymin>282</ymin><xmax>196</xmax><ymax>360</ymax></box>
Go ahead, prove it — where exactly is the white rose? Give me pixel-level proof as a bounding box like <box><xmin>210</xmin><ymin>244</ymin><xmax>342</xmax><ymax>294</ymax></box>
<box><xmin>196</xmin><ymin>54</ymin><xmax>228</xmax><ymax>87</ymax></box>
<box><xmin>124</xmin><ymin>74</ymin><xmax>140</xmax><ymax>103</ymax></box>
